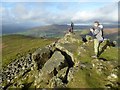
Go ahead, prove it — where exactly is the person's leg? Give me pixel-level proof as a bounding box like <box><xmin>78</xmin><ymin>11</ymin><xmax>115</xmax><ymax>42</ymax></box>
<box><xmin>97</xmin><ymin>42</ymin><xmax>101</xmax><ymax>57</ymax></box>
<box><xmin>98</xmin><ymin>40</ymin><xmax>109</xmax><ymax>56</ymax></box>
<box><xmin>71</xmin><ymin>27</ymin><xmax>73</xmax><ymax>33</ymax></box>
<box><xmin>94</xmin><ymin>39</ymin><xmax>99</xmax><ymax>56</ymax></box>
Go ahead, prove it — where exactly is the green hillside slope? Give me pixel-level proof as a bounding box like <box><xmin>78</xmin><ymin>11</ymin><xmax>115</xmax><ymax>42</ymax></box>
<box><xmin>2</xmin><ymin>34</ymin><xmax>57</xmax><ymax>68</ymax></box>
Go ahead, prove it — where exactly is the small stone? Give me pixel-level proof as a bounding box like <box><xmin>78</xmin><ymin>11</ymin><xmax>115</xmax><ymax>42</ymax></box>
<box><xmin>7</xmin><ymin>79</ymin><xmax>10</xmax><ymax>83</ymax></box>
<box><xmin>49</xmin><ymin>76</ymin><xmax>65</xmax><ymax>88</ymax></box>
<box><xmin>111</xmin><ymin>73</ymin><xmax>117</xmax><ymax>79</ymax></box>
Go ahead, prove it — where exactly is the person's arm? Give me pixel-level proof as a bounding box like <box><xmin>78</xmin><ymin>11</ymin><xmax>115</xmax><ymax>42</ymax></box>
<box><xmin>99</xmin><ymin>25</ymin><xmax>103</xmax><ymax>29</ymax></box>
<box><xmin>90</xmin><ymin>28</ymin><xmax>94</xmax><ymax>32</ymax></box>
<box><xmin>92</xmin><ymin>26</ymin><xmax>103</xmax><ymax>36</ymax></box>
<box><xmin>90</xmin><ymin>27</ymin><xmax>97</xmax><ymax>36</ymax></box>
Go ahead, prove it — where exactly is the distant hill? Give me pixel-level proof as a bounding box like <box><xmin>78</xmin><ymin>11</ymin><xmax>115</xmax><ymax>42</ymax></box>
<box><xmin>17</xmin><ymin>24</ymin><xmax>77</xmax><ymax>38</ymax></box>
<box><xmin>2</xmin><ymin>23</ymin><xmax>118</xmax><ymax>35</ymax></box>
<box><xmin>2</xmin><ymin>24</ymin><xmax>31</xmax><ymax>34</ymax></box>
<box><xmin>16</xmin><ymin>24</ymin><xmax>118</xmax><ymax>38</ymax></box>
<box><xmin>2</xmin><ymin>24</ymin><xmax>119</xmax><ymax>44</ymax></box>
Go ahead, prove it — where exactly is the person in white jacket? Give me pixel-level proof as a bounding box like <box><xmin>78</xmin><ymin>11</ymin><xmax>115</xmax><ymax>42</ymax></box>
<box><xmin>90</xmin><ymin>21</ymin><xmax>104</xmax><ymax>58</ymax></box>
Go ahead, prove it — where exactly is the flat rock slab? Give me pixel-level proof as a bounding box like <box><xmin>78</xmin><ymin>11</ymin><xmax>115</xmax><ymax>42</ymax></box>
<box><xmin>42</xmin><ymin>51</ymin><xmax>68</xmax><ymax>74</ymax></box>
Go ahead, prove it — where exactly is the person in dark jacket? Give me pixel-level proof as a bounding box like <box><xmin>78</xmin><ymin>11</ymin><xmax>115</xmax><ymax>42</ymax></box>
<box><xmin>71</xmin><ymin>21</ymin><xmax>74</xmax><ymax>33</ymax></box>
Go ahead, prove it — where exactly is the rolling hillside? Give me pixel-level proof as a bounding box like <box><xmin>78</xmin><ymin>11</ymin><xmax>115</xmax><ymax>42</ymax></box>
<box><xmin>2</xmin><ymin>26</ymin><xmax>119</xmax><ymax>68</ymax></box>
<box><xmin>17</xmin><ymin>25</ymin><xmax>119</xmax><ymax>45</ymax></box>
<box><xmin>16</xmin><ymin>24</ymin><xmax>91</xmax><ymax>38</ymax></box>
<box><xmin>2</xmin><ymin>34</ymin><xmax>57</xmax><ymax>68</ymax></box>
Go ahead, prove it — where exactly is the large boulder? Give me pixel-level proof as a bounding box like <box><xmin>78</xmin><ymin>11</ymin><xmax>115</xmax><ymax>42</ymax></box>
<box><xmin>32</xmin><ymin>47</ymin><xmax>52</xmax><ymax>69</ymax></box>
<box><xmin>42</xmin><ymin>51</ymin><xmax>68</xmax><ymax>75</ymax></box>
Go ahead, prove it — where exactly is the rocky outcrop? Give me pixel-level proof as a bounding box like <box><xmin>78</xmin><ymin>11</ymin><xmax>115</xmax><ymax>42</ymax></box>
<box><xmin>91</xmin><ymin>58</ymin><xmax>119</xmax><ymax>88</ymax></box>
<box><xmin>32</xmin><ymin>47</ymin><xmax>53</xmax><ymax>70</ymax></box>
<box><xmin>31</xmin><ymin>48</ymin><xmax>74</xmax><ymax>88</ymax></box>
<box><xmin>1</xmin><ymin>32</ymin><xmax>119</xmax><ymax>89</ymax></box>
<box><xmin>42</xmin><ymin>51</ymin><xmax>68</xmax><ymax>74</ymax></box>
<box><xmin>2</xmin><ymin>53</ymin><xmax>33</xmax><ymax>89</ymax></box>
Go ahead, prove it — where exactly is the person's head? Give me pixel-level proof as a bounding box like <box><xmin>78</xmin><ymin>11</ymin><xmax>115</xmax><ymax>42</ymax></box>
<box><xmin>94</xmin><ymin>21</ymin><xmax>100</xmax><ymax>27</ymax></box>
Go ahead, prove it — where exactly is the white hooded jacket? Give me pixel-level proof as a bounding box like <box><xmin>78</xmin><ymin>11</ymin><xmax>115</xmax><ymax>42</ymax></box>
<box><xmin>90</xmin><ymin>24</ymin><xmax>104</xmax><ymax>42</ymax></box>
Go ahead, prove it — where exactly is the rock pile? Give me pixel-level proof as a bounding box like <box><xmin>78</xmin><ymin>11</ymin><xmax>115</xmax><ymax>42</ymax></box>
<box><xmin>2</xmin><ymin>54</ymin><xmax>33</xmax><ymax>89</ymax></box>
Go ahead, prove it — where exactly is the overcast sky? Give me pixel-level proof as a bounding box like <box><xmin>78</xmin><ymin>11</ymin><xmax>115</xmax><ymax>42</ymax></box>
<box><xmin>0</xmin><ymin>0</ymin><xmax>119</xmax><ymax>27</ymax></box>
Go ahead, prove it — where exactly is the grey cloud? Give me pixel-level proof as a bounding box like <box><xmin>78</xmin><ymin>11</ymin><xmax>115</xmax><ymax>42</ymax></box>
<box><xmin>72</xmin><ymin>2</ymin><xmax>118</xmax><ymax>24</ymax></box>
<box><xmin>1</xmin><ymin>2</ymin><xmax>118</xmax><ymax>26</ymax></box>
